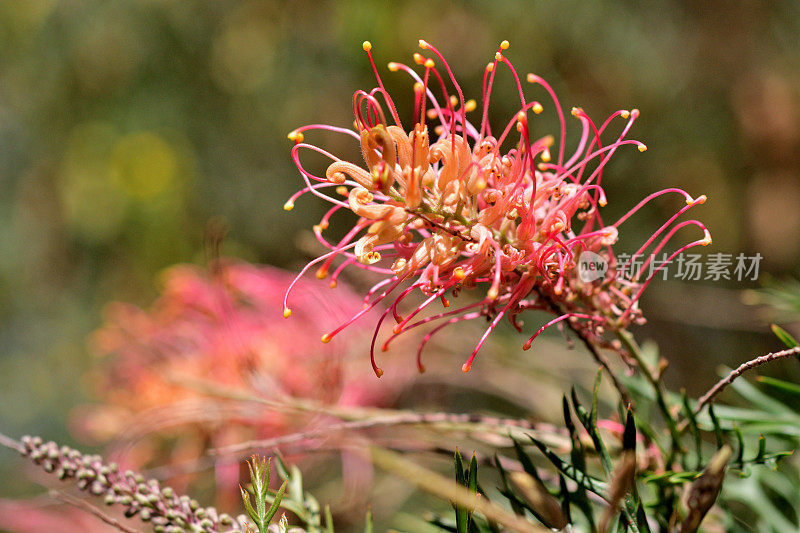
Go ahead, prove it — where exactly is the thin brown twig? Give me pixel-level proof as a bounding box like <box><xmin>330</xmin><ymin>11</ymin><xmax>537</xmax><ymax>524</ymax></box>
<box><xmin>694</xmin><ymin>346</ymin><xmax>800</xmax><ymax>414</ymax></box>
<box><xmin>49</xmin><ymin>491</ymin><xmax>141</xmax><ymax>533</ymax></box>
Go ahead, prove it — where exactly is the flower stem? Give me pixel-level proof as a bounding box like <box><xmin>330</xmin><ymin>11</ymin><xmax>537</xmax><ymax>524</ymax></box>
<box><xmin>616</xmin><ymin>329</ymin><xmax>683</xmax><ymax>462</ymax></box>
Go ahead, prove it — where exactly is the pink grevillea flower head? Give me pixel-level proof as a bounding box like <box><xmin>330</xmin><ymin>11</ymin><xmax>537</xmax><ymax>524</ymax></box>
<box><xmin>75</xmin><ymin>260</ymin><xmax>409</xmax><ymax>488</ymax></box>
<box><xmin>284</xmin><ymin>40</ymin><xmax>711</xmax><ymax>376</ymax></box>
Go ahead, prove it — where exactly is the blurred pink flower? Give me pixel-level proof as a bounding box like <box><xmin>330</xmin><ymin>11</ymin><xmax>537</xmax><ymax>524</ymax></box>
<box><xmin>284</xmin><ymin>40</ymin><xmax>710</xmax><ymax>374</ymax></box>
<box><xmin>73</xmin><ymin>260</ymin><xmax>409</xmax><ymax>498</ymax></box>
<box><xmin>87</xmin><ymin>261</ymin><xmax>391</xmax><ymax>414</ymax></box>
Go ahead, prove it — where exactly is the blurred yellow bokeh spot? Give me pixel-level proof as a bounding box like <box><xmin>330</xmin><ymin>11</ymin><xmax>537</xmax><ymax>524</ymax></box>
<box><xmin>210</xmin><ymin>3</ymin><xmax>275</xmax><ymax>94</ymax></box>
<box><xmin>110</xmin><ymin>132</ymin><xmax>178</xmax><ymax>199</ymax></box>
<box><xmin>59</xmin><ymin>122</ymin><xmax>127</xmax><ymax>243</ymax></box>
<box><xmin>58</xmin><ymin>124</ymin><xmax>183</xmax><ymax>243</ymax></box>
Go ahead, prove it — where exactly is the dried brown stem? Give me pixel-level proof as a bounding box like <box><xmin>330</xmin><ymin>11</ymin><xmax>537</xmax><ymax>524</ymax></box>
<box><xmin>694</xmin><ymin>346</ymin><xmax>800</xmax><ymax>414</ymax></box>
<box><xmin>0</xmin><ymin>431</ymin><xmax>24</xmax><ymax>454</ymax></box>
<box><xmin>211</xmin><ymin>411</ymin><xmax>564</xmax><ymax>456</ymax></box>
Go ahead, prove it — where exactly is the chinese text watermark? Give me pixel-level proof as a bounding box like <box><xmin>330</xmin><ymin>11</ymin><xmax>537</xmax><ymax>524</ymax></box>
<box><xmin>577</xmin><ymin>252</ymin><xmax>762</xmax><ymax>283</ymax></box>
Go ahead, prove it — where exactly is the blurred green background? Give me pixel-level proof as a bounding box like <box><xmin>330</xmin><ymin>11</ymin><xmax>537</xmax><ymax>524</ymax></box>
<box><xmin>1</xmin><ymin>0</ymin><xmax>799</xmax><ymax>511</ymax></box>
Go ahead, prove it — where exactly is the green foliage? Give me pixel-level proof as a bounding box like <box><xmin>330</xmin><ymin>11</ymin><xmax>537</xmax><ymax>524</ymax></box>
<box><xmin>241</xmin><ymin>455</ymin><xmax>287</xmax><ymax>533</ymax></box>
<box><xmin>410</xmin><ymin>349</ymin><xmax>798</xmax><ymax>533</ymax></box>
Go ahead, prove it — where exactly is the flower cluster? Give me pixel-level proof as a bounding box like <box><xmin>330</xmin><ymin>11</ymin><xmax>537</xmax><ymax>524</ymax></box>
<box><xmin>284</xmin><ymin>40</ymin><xmax>710</xmax><ymax>376</ymax></box>
<box><xmin>18</xmin><ymin>436</ymin><xmax>248</xmax><ymax>532</ymax></box>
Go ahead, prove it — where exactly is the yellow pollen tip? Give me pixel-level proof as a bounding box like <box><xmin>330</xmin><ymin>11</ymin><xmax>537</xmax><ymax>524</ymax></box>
<box><xmin>362</xmin><ymin>41</ymin><xmax>372</xmax><ymax>52</ymax></box>
<box><xmin>393</xmin><ymin>324</ymin><xmax>402</xmax><ymax>334</ymax></box>
<box><xmin>701</xmin><ymin>230</ymin><xmax>712</xmax><ymax>246</ymax></box>
<box><xmin>336</xmin><ymin>185</ymin><xmax>348</xmax><ymax>196</ymax></box>
<box><xmin>485</xmin><ymin>62</ymin><xmax>494</xmax><ymax>72</ymax></box>
<box><xmin>526</xmin><ymin>73</ymin><xmax>537</xmax><ymax>83</ymax></box>
<box><xmin>418</xmin><ymin>39</ymin><xmax>429</xmax><ymax>49</ymax></box>
<box><xmin>516</xmin><ymin>111</ymin><xmax>527</xmax><ymax>122</ymax></box>
<box><xmin>541</xmin><ymin>148</ymin><xmax>551</xmax><ymax>163</ymax></box>
<box><xmin>599</xmin><ymin>197</ymin><xmax>608</xmax><ymax>207</ymax></box>
<box><xmin>315</xmin><ymin>268</ymin><xmax>328</xmax><ymax>279</ymax></box>
<box><xmin>532</xmin><ymin>102</ymin><xmax>543</xmax><ymax>114</ymax></box>
<box><xmin>449</xmin><ymin>95</ymin><xmax>458</xmax><ymax>107</ymax></box>
<box><xmin>637</xmin><ymin>143</ymin><xmax>647</xmax><ymax>152</ymax></box>
<box><xmin>387</xmin><ymin>62</ymin><xmax>399</xmax><ymax>71</ymax></box>
<box><xmin>413</xmin><ymin>53</ymin><xmax>425</xmax><ymax>65</ymax></box>
<box><xmin>690</xmin><ymin>194</ymin><xmax>707</xmax><ymax>205</ymax></box>
<box><xmin>329</xmin><ymin>280</ymin><xmax>337</xmax><ymax>289</ymax></box>
<box><xmin>538</xmin><ymin>163</ymin><xmax>548</xmax><ymax>171</ymax></box>
<box><xmin>283</xmin><ymin>200</ymin><xmax>294</xmax><ymax>211</ymax></box>
<box><xmin>487</xmin><ymin>287</ymin><xmax>499</xmax><ymax>300</ymax></box>
<box><xmin>500</xmin><ymin>40</ymin><xmax>510</xmax><ymax>50</ymax></box>
<box><xmin>321</xmin><ymin>333</ymin><xmax>332</xmax><ymax>343</ymax></box>
<box><xmin>424</xmin><ymin>58</ymin><xmax>435</xmax><ymax>69</ymax></box>
<box><xmin>453</xmin><ymin>267</ymin><xmax>466</xmax><ymax>280</ymax></box>
<box><xmin>287</xmin><ymin>130</ymin><xmax>304</xmax><ymax>143</ymax></box>
<box><xmin>319</xmin><ymin>220</ymin><xmax>329</xmax><ymax>230</ymax></box>
<box><xmin>461</xmin><ymin>362</ymin><xmax>471</xmax><ymax>373</ymax></box>
<box><xmin>620</xmin><ymin>110</ymin><xmax>631</xmax><ymax>119</ymax></box>
<box><xmin>571</xmin><ymin>107</ymin><xmax>582</xmax><ymax>117</ymax></box>
<box><xmin>283</xmin><ymin>307</ymin><xmax>291</xmax><ymax>318</ymax></box>
<box><xmin>418</xmin><ymin>364</ymin><xmax>426</xmax><ymax>373</ymax></box>
<box><xmin>375</xmin><ymin>368</ymin><xmax>384</xmax><ymax>378</ymax></box>
<box><xmin>522</xmin><ymin>342</ymin><xmax>531</xmax><ymax>351</ymax></box>
<box><xmin>464</xmin><ymin>99</ymin><xmax>477</xmax><ymax>112</ymax></box>
<box><xmin>413</xmin><ymin>81</ymin><xmax>424</xmax><ymax>92</ymax></box>
<box><xmin>495</xmin><ymin>52</ymin><xmax>503</xmax><ymax>61</ymax></box>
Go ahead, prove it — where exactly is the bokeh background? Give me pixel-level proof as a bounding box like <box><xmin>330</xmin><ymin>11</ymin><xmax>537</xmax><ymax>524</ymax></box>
<box><xmin>1</xmin><ymin>0</ymin><xmax>799</xmax><ymax>526</ymax></box>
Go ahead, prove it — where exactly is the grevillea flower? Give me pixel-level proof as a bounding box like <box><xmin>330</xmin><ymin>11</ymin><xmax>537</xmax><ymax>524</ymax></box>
<box><xmin>284</xmin><ymin>40</ymin><xmax>710</xmax><ymax>376</ymax></box>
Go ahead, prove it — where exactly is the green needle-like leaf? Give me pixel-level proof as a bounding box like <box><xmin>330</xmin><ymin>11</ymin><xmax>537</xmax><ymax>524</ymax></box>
<box><xmin>681</xmin><ymin>390</ymin><xmax>702</xmax><ymax>469</ymax></box>
<box><xmin>324</xmin><ymin>505</ymin><xmax>334</xmax><ymax>533</ymax></box>
<box><xmin>454</xmin><ymin>449</ymin><xmax>468</xmax><ymax>533</ymax></box>
<box><xmin>757</xmin><ymin>375</ymin><xmax>800</xmax><ymax>397</ymax></box>
<box><xmin>364</xmin><ymin>507</ymin><xmax>373</xmax><ymax>533</ymax></box>
<box><xmin>264</xmin><ymin>479</ymin><xmax>288</xmax><ymax>525</ymax></box>
<box><xmin>241</xmin><ymin>485</ymin><xmax>259</xmax><ymax>525</ymax></box>
<box><xmin>708</xmin><ymin>405</ymin><xmax>724</xmax><ymax>449</ymax></box>
<box><xmin>771</xmin><ymin>323</ymin><xmax>799</xmax><ymax>348</ymax></box>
